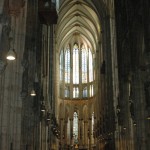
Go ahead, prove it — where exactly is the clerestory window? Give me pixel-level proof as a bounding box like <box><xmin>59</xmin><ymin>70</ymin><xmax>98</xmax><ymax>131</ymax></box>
<box><xmin>59</xmin><ymin>43</ymin><xmax>95</xmax><ymax>99</ymax></box>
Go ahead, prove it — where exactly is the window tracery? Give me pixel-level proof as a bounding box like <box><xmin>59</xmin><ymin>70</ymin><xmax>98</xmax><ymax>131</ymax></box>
<box><xmin>60</xmin><ymin>43</ymin><xmax>95</xmax><ymax>99</ymax></box>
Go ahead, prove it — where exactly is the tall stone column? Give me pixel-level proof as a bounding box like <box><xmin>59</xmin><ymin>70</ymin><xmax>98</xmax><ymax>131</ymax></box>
<box><xmin>119</xmin><ymin>78</ymin><xmax>132</xmax><ymax>150</ymax></box>
<box><xmin>0</xmin><ymin>1</ymin><xmax>25</xmax><ymax>150</ymax></box>
<box><xmin>0</xmin><ymin>0</ymin><xmax>6</xmax><ymax>56</ymax></box>
<box><xmin>84</xmin><ymin>120</ymin><xmax>88</xmax><ymax>147</ymax></box>
<box><xmin>78</xmin><ymin>118</ymin><xmax>83</xmax><ymax>146</ymax></box>
<box><xmin>81</xmin><ymin>118</ymin><xmax>84</xmax><ymax>146</ymax></box>
<box><xmin>59</xmin><ymin>118</ymin><xmax>63</xmax><ymax>149</ymax></box>
<box><xmin>88</xmin><ymin>117</ymin><xmax>92</xmax><ymax>150</ymax></box>
<box><xmin>143</xmin><ymin>0</ymin><xmax>150</xmax><ymax>53</ymax></box>
<box><xmin>64</xmin><ymin>120</ymin><xmax>68</xmax><ymax>146</ymax></box>
<box><xmin>40</xmin><ymin>112</ymin><xmax>47</xmax><ymax>150</ymax></box>
<box><xmin>132</xmin><ymin>69</ymin><xmax>146</xmax><ymax>150</ymax></box>
<box><xmin>69</xmin><ymin>118</ymin><xmax>73</xmax><ymax>146</ymax></box>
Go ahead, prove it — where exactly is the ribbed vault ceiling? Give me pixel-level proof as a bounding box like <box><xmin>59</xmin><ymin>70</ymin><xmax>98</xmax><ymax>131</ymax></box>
<box><xmin>56</xmin><ymin>0</ymin><xmax>101</xmax><ymax>52</ymax></box>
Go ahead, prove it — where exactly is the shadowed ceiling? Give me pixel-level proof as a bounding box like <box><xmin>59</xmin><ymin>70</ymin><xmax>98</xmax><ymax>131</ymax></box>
<box><xmin>56</xmin><ymin>0</ymin><xmax>101</xmax><ymax>52</ymax></box>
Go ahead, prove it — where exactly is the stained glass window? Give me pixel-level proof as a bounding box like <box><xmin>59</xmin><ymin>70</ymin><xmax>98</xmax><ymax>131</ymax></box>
<box><xmin>89</xmin><ymin>84</ymin><xmax>94</xmax><ymax>97</ymax></box>
<box><xmin>65</xmin><ymin>48</ymin><xmax>70</xmax><ymax>83</ymax></box>
<box><xmin>73</xmin><ymin>87</ymin><xmax>79</xmax><ymax>98</ymax></box>
<box><xmin>73</xmin><ymin>112</ymin><xmax>78</xmax><ymax>142</ymax></box>
<box><xmin>91</xmin><ymin>84</ymin><xmax>93</xmax><ymax>96</ymax></box>
<box><xmin>83</xmin><ymin>87</ymin><xmax>87</xmax><ymax>97</ymax></box>
<box><xmin>67</xmin><ymin>118</ymin><xmax>70</xmax><ymax>141</ymax></box>
<box><xmin>60</xmin><ymin>43</ymin><xmax>95</xmax><ymax>99</ymax></box>
<box><xmin>89</xmin><ymin>49</ymin><xmax>93</xmax><ymax>82</ymax></box>
<box><xmin>65</xmin><ymin>87</ymin><xmax>69</xmax><ymax>97</ymax></box>
<box><xmin>60</xmin><ymin>50</ymin><xmax>63</xmax><ymax>81</ymax></box>
<box><xmin>81</xmin><ymin>46</ymin><xmax>87</xmax><ymax>83</ymax></box>
<box><xmin>92</xmin><ymin>112</ymin><xmax>94</xmax><ymax>138</ymax></box>
<box><xmin>73</xmin><ymin>44</ymin><xmax>79</xmax><ymax>84</ymax></box>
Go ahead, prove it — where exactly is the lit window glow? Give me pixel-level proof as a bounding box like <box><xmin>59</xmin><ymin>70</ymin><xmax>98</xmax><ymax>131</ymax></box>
<box><xmin>73</xmin><ymin>44</ymin><xmax>79</xmax><ymax>84</ymax></box>
<box><xmin>89</xmin><ymin>49</ymin><xmax>93</xmax><ymax>82</ymax></box>
<box><xmin>73</xmin><ymin>112</ymin><xmax>78</xmax><ymax>143</ymax></box>
<box><xmin>82</xmin><ymin>46</ymin><xmax>87</xmax><ymax>83</ymax></box>
<box><xmin>65</xmin><ymin>48</ymin><xmax>70</xmax><ymax>83</ymax></box>
<box><xmin>59</xmin><ymin>43</ymin><xmax>95</xmax><ymax>99</ymax></box>
<box><xmin>73</xmin><ymin>87</ymin><xmax>79</xmax><ymax>98</ymax></box>
<box><xmin>60</xmin><ymin>50</ymin><xmax>63</xmax><ymax>81</ymax></box>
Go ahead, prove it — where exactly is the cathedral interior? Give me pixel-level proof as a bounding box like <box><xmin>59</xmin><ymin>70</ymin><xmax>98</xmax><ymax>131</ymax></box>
<box><xmin>0</xmin><ymin>0</ymin><xmax>150</xmax><ymax>150</ymax></box>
